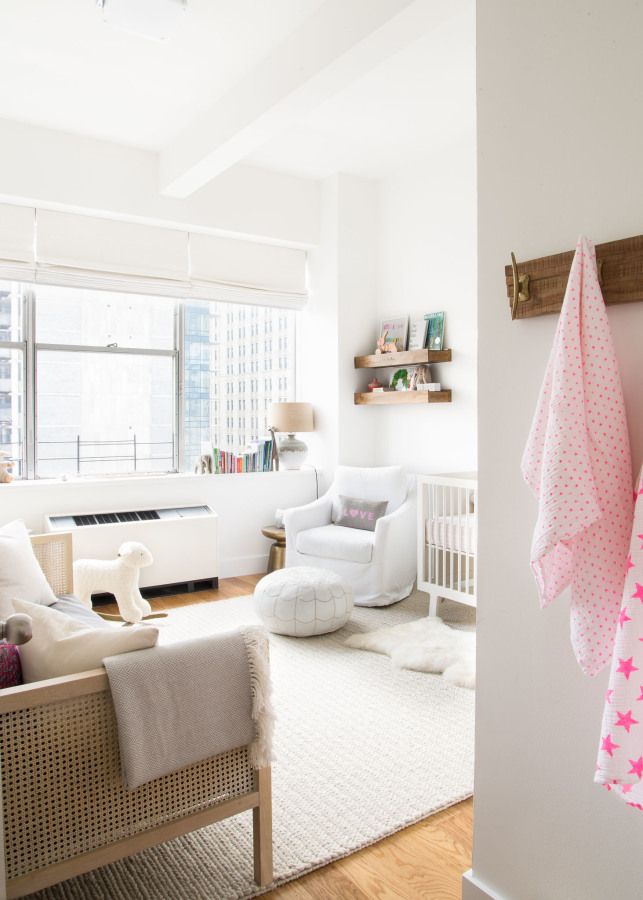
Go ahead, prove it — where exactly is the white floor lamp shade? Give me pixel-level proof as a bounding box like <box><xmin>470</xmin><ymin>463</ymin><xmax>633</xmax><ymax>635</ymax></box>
<box><xmin>269</xmin><ymin>403</ymin><xmax>314</xmax><ymax>470</ymax></box>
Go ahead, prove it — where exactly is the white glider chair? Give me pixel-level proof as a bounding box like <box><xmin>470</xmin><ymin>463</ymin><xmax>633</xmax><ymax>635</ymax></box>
<box><xmin>284</xmin><ymin>465</ymin><xmax>416</xmax><ymax>607</ymax></box>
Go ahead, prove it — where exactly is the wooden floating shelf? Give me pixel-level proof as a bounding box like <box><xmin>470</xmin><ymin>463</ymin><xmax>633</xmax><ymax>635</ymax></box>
<box><xmin>354</xmin><ymin>390</ymin><xmax>452</xmax><ymax>406</ymax></box>
<box><xmin>354</xmin><ymin>348</ymin><xmax>452</xmax><ymax>368</ymax></box>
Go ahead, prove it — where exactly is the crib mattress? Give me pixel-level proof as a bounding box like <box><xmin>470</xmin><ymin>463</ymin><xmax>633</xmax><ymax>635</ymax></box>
<box><xmin>425</xmin><ymin>514</ymin><xmax>477</xmax><ymax>554</ymax></box>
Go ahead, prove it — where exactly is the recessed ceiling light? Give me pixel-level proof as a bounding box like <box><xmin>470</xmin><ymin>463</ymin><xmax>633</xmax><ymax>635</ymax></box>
<box><xmin>96</xmin><ymin>0</ymin><xmax>187</xmax><ymax>42</ymax></box>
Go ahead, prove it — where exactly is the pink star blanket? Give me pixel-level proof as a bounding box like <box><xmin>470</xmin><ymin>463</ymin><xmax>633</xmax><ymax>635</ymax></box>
<box><xmin>521</xmin><ymin>236</ymin><xmax>632</xmax><ymax>676</ymax></box>
<box><xmin>596</xmin><ymin>466</ymin><xmax>643</xmax><ymax>808</ymax></box>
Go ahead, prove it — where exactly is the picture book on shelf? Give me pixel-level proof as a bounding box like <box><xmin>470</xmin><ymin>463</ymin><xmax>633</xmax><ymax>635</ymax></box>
<box><xmin>424</xmin><ymin>312</ymin><xmax>445</xmax><ymax>351</ymax></box>
<box><xmin>378</xmin><ymin>315</ymin><xmax>409</xmax><ymax>351</ymax></box>
<box><xmin>408</xmin><ymin>317</ymin><xmax>428</xmax><ymax>351</ymax></box>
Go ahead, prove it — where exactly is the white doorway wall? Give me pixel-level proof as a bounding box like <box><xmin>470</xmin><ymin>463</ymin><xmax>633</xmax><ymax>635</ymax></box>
<box><xmin>471</xmin><ymin>2</ymin><xmax>643</xmax><ymax>898</ymax></box>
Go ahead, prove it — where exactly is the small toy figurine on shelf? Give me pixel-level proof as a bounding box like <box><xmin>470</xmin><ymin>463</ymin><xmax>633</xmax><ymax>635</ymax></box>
<box><xmin>375</xmin><ymin>330</ymin><xmax>399</xmax><ymax>355</ymax></box>
<box><xmin>409</xmin><ymin>364</ymin><xmax>432</xmax><ymax>391</ymax></box>
<box><xmin>0</xmin><ymin>451</ymin><xmax>13</xmax><ymax>484</ymax></box>
<box><xmin>367</xmin><ymin>377</ymin><xmax>383</xmax><ymax>392</ymax></box>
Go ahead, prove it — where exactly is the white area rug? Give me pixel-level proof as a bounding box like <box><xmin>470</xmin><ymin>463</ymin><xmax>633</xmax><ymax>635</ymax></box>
<box><xmin>32</xmin><ymin>592</ymin><xmax>474</xmax><ymax>900</ymax></box>
<box><xmin>345</xmin><ymin>614</ymin><xmax>476</xmax><ymax>689</ymax></box>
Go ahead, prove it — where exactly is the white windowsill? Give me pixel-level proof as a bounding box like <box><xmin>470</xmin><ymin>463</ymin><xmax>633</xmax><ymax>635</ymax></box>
<box><xmin>1</xmin><ymin>468</ymin><xmax>316</xmax><ymax>490</ymax></box>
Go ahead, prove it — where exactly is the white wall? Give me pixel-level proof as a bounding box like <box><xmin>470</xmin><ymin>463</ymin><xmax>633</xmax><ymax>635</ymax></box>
<box><xmin>301</xmin><ymin>176</ymin><xmax>340</xmax><ymax>487</ymax></box>
<box><xmin>0</xmin><ymin>118</ymin><xmax>320</xmax><ymax>247</ymax></box>
<box><xmin>336</xmin><ymin>175</ymin><xmax>380</xmax><ymax>467</ymax></box>
<box><xmin>303</xmin><ymin>96</ymin><xmax>478</xmax><ymax>486</ymax></box>
<box><xmin>373</xmin><ymin>133</ymin><xmax>477</xmax><ymax>473</ymax></box>
<box><xmin>305</xmin><ymin>138</ymin><xmax>478</xmax><ymax>486</ymax></box>
<box><xmin>472</xmin><ymin>2</ymin><xmax>643</xmax><ymax>899</ymax></box>
<box><xmin>0</xmin><ymin>471</ymin><xmax>316</xmax><ymax>579</ymax></box>
<box><xmin>302</xmin><ymin>174</ymin><xmax>378</xmax><ymax>488</ymax></box>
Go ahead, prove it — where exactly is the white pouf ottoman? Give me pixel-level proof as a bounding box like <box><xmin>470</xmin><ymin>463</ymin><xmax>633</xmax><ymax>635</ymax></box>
<box><xmin>254</xmin><ymin>566</ymin><xmax>353</xmax><ymax>637</ymax></box>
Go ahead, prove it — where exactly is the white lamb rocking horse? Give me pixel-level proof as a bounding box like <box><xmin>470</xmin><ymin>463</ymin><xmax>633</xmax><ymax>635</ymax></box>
<box><xmin>73</xmin><ymin>542</ymin><xmax>167</xmax><ymax>625</ymax></box>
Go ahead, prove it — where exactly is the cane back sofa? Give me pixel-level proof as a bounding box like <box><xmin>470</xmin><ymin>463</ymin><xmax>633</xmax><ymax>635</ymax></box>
<box><xmin>0</xmin><ymin>532</ymin><xmax>272</xmax><ymax>899</ymax></box>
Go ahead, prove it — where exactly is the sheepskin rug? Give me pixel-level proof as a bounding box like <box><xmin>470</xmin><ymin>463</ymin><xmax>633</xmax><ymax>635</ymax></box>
<box><xmin>345</xmin><ymin>615</ymin><xmax>476</xmax><ymax>689</ymax></box>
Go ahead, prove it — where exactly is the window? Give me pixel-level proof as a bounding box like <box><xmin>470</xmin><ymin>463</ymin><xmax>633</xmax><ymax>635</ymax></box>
<box><xmin>182</xmin><ymin>300</ymin><xmax>296</xmax><ymax>464</ymax></box>
<box><xmin>0</xmin><ymin>284</ymin><xmax>26</xmax><ymax>478</ymax></box>
<box><xmin>0</xmin><ymin>282</ymin><xmax>297</xmax><ymax>479</ymax></box>
<box><xmin>33</xmin><ymin>284</ymin><xmax>176</xmax><ymax>479</ymax></box>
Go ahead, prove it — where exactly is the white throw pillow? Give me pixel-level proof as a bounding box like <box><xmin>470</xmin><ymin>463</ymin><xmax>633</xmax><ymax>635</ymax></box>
<box><xmin>12</xmin><ymin>598</ymin><xmax>159</xmax><ymax>683</ymax></box>
<box><xmin>0</xmin><ymin>520</ymin><xmax>57</xmax><ymax>607</ymax></box>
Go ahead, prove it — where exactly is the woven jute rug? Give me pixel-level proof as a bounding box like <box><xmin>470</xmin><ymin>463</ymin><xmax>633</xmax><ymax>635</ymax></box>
<box><xmin>31</xmin><ymin>592</ymin><xmax>474</xmax><ymax>900</ymax></box>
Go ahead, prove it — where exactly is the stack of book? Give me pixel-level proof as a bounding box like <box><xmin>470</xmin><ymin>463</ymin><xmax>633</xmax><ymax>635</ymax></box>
<box><xmin>211</xmin><ymin>438</ymin><xmax>274</xmax><ymax>474</ymax></box>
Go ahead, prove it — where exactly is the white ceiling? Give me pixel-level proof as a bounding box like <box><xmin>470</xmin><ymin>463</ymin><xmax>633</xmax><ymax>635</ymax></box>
<box><xmin>0</xmin><ymin>0</ymin><xmax>326</xmax><ymax>149</ymax></box>
<box><xmin>0</xmin><ymin>0</ymin><xmax>474</xmax><ymax>182</ymax></box>
<box><xmin>248</xmin><ymin>11</ymin><xmax>474</xmax><ymax>179</ymax></box>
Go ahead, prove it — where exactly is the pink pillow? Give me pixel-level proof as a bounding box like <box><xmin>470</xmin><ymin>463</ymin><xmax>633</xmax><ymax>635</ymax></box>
<box><xmin>0</xmin><ymin>643</ymin><xmax>22</xmax><ymax>689</ymax></box>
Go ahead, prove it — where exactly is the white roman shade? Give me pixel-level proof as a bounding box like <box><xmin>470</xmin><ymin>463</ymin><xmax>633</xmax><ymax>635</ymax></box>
<box><xmin>0</xmin><ymin>203</ymin><xmax>307</xmax><ymax>307</ymax></box>
<box><xmin>190</xmin><ymin>232</ymin><xmax>307</xmax><ymax>308</ymax></box>
<box><xmin>0</xmin><ymin>203</ymin><xmax>35</xmax><ymax>280</ymax></box>
<box><xmin>36</xmin><ymin>210</ymin><xmax>190</xmax><ymax>296</ymax></box>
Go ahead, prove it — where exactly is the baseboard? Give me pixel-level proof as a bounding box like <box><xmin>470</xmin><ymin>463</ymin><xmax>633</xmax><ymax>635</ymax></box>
<box><xmin>462</xmin><ymin>870</ymin><xmax>506</xmax><ymax>900</ymax></box>
<box><xmin>219</xmin><ymin>554</ymin><xmax>268</xmax><ymax>579</ymax></box>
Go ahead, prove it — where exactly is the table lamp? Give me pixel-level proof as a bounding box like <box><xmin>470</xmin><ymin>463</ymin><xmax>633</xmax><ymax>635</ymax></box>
<box><xmin>269</xmin><ymin>402</ymin><xmax>314</xmax><ymax>470</ymax></box>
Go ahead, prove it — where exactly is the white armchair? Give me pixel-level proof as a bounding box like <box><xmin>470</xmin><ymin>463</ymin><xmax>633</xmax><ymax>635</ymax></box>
<box><xmin>284</xmin><ymin>465</ymin><xmax>416</xmax><ymax>607</ymax></box>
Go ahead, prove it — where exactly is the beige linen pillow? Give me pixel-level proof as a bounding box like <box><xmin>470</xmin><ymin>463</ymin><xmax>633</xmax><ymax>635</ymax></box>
<box><xmin>12</xmin><ymin>598</ymin><xmax>159</xmax><ymax>683</ymax></box>
<box><xmin>0</xmin><ymin>520</ymin><xmax>57</xmax><ymax>606</ymax></box>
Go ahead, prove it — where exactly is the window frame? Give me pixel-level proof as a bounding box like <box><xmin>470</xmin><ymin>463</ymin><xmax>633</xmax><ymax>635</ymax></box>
<box><xmin>10</xmin><ymin>286</ymin><xmax>180</xmax><ymax>479</ymax></box>
<box><xmin>0</xmin><ymin>285</ymin><xmax>28</xmax><ymax>479</ymax></box>
<box><xmin>0</xmin><ymin>282</ymin><xmax>298</xmax><ymax>481</ymax></box>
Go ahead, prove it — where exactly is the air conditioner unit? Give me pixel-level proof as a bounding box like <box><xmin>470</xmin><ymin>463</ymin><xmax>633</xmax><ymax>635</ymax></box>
<box><xmin>45</xmin><ymin>505</ymin><xmax>218</xmax><ymax>592</ymax></box>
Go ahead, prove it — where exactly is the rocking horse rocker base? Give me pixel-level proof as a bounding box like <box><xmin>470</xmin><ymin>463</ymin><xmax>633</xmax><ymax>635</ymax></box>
<box><xmin>97</xmin><ymin>610</ymin><xmax>168</xmax><ymax>625</ymax></box>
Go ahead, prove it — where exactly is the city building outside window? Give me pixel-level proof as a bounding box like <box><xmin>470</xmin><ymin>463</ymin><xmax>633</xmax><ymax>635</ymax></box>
<box><xmin>0</xmin><ymin>283</ymin><xmax>297</xmax><ymax>479</ymax></box>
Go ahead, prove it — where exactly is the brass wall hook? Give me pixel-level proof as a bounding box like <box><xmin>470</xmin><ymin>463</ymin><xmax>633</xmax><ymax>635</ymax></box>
<box><xmin>510</xmin><ymin>251</ymin><xmax>530</xmax><ymax>319</ymax></box>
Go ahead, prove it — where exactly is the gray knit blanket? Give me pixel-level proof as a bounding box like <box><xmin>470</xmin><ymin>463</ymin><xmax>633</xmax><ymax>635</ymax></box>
<box><xmin>103</xmin><ymin>626</ymin><xmax>273</xmax><ymax>789</ymax></box>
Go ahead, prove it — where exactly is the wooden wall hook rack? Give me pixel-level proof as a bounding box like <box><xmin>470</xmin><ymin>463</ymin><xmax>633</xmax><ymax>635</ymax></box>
<box><xmin>505</xmin><ymin>234</ymin><xmax>643</xmax><ymax>320</ymax></box>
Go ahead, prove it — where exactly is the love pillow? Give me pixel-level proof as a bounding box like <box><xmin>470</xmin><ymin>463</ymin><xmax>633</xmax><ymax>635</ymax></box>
<box><xmin>334</xmin><ymin>496</ymin><xmax>388</xmax><ymax>532</ymax></box>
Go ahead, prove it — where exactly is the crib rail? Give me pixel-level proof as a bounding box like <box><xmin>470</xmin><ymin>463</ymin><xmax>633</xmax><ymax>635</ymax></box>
<box><xmin>417</xmin><ymin>474</ymin><xmax>478</xmax><ymax>615</ymax></box>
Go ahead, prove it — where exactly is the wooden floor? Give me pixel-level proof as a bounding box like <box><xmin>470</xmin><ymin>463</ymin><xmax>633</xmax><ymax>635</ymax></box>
<box><xmin>100</xmin><ymin>575</ymin><xmax>473</xmax><ymax>899</ymax></box>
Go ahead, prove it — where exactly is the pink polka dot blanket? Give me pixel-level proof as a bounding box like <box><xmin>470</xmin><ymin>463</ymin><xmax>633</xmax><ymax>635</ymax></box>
<box><xmin>596</xmin><ymin>466</ymin><xmax>643</xmax><ymax>808</ymax></box>
<box><xmin>522</xmin><ymin>236</ymin><xmax>633</xmax><ymax>677</ymax></box>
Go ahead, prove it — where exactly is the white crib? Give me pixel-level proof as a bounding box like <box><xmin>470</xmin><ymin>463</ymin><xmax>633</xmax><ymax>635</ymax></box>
<box><xmin>417</xmin><ymin>473</ymin><xmax>478</xmax><ymax>617</ymax></box>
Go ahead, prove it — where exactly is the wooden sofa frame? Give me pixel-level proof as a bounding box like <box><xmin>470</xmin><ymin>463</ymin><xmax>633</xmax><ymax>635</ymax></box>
<box><xmin>0</xmin><ymin>533</ymin><xmax>272</xmax><ymax>899</ymax></box>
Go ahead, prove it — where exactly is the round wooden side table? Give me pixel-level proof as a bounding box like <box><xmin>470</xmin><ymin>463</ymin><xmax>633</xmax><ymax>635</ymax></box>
<box><xmin>261</xmin><ymin>525</ymin><xmax>286</xmax><ymax>573</ymax></box>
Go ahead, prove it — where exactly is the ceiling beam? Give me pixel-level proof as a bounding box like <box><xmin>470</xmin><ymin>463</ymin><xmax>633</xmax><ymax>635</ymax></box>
<box><xmin>159</xmin><ymin>0</ymin><xmax>431</xmax><ymax>197</ymax></box>
<box><xmin>0</xmin><ymin>118</ymin><xmax>320</xmax><ymax>246</ymax></box>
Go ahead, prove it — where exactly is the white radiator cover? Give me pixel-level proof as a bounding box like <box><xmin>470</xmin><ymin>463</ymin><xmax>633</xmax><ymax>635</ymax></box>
<box><xmin>45</xmin><ymin>505</ymin><xmax>218</xmax><ymax>589</ymax></box>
